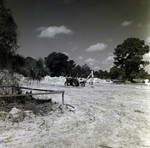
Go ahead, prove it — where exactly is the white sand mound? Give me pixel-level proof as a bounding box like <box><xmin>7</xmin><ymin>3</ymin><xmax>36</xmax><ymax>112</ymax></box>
<box><xmin>8</xmin><ymin>107</ymin><xmax>24</xmax><ymax>122</ymax></box>
<box><xmin>87</xmin><ymin>78</ymin><xmax>112</xmax><ymax>83</ymax></box>
<box><xmin>40</xmin><ymin>76</ymin><xmax>66</xmax><ymax>85</ymax></box>
<box><xmin>144</xmin><ymin>79</ymin><xmax>150</xmax><ymax>86</ymax></box>
<box><xmin>16</xmin><ymin>74</ymin><xmax>113</xmax><ymax>87</ymax></box>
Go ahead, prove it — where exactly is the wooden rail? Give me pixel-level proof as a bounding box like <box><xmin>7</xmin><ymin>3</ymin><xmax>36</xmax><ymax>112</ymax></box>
<box><xmin>0</xmin><ymin>86</ymin><xmax>65</xmax><ymax>107</ymax></box>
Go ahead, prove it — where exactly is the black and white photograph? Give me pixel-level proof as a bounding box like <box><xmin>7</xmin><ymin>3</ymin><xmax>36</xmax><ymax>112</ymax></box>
<box><xmin>0</xmin><ymin>0</ymin><xmax>150</xmax><ymax>147</ymax></box>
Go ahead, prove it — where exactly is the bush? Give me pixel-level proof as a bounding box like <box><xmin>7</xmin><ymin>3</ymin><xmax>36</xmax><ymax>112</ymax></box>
<box><xmin>0</xmin><ymin>69</ymin><xmax>21</xmax><ymax>95</ymax></box>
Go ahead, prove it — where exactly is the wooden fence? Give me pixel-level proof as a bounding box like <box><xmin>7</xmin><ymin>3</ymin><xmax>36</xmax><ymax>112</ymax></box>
<box><xmin>0</xmin><ymin>86</ymin><xmax>65</xmax><ymax>107</ymax></box>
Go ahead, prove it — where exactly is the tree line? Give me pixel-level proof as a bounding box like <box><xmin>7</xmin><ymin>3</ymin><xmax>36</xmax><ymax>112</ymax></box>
<box><xmin>6</xmin><ymin>52</ymin><xmax>93</xmax><ymax>80</ymax></box>
<box><xmin>1</xmin><ymin>0</ymin><xmax>150</xmax><ymax>83</ymax></box>
<box><xmin>2</xmin><ymin>48</ymin><xmax>150</xmax><ymax>82</ymax></box>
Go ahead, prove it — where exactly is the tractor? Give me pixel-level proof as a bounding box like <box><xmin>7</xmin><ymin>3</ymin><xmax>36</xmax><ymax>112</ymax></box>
<box><xmin>64</xmin><ymin>77</ymin><xmax>86</xmax><ymax>87</ymax></box>
<box><xmin>64</xmin><ymin>71</ymin><xmax>94</xmax><ymax>87</ymax></box>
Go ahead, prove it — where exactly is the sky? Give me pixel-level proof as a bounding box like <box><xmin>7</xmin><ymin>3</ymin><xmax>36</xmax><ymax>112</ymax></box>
<box><xmin>6</xmin><ymin>0</ymin><xmax>150</xmax><ymax>72</ymax></box>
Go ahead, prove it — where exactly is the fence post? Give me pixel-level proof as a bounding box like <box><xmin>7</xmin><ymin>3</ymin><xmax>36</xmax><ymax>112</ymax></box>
<box><xmin>62</xmin><ymin>91</ymin><xmax>65</xmax><ymax>109</ymax></box>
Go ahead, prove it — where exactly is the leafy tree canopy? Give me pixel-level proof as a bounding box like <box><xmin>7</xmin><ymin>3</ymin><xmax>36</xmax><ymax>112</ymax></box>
<box><xmin>66</xmin><ymin>59</ymin><xmax>76</xmax><ymax>76</ymax></box>
<box><xmin>81</xmin><ymin>64</ymin><xmax>91</xmax><ymax>78</ymax></box>
<box><xmin>113</xmin><ymin>37</ymin><xmax>150</xmax><ymax>81</ymax></box>
<box><xmin>0</xmin><ymin>0</ymin><xmax>18</xmax><ymax>69</ymax></box>
<box><xmin>45</xmin><ymin>52</ymin><xmax>74</xmax><ymax>76</ymax></box>
<box><xmin>72</xmin><ymin>65</ymin><xmax>82</xmax><ymax>77</ymax></box>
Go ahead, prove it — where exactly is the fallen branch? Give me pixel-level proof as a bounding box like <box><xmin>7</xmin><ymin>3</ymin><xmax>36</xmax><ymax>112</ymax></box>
<box><xmin>66</xmin><ymin>104</ymin><xmax>75</xmax><ymax>109</ymax></box>
<box><xmin>38</xmin><ymin>118</ymin><xmax>45</xmax><ymax>134</ymax></box>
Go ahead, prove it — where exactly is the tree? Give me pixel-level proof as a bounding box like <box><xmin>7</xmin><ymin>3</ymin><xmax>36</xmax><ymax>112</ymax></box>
<box><xmin>113</xmin><ymin>38</ymin><xmax>150</xmax><ymax>81</ymax></box>
<box><xmin>109</xmin><ymin>66</ymin><xmax>121</xmax><ymax>79</ymax></box>
<box><xmin>66</xmin><ymin>60</ymin><xmax>76</xmax><ymax>76</ymax></box>
<box><xmin>81</xmin><ymin>64</ymin><xmax>91</xmax><ymax>78</ymax></box>
<box><xmin>35</xmin><ymin>57</ymin><xmax>48</xmax><ymax>80</ymax></box>
<box><xmin>0</xmin><ymin>0</ymin><xmax>18</xmax><ymax>69</ymax></box>
<box><xmin>12</xmin><ymin>54</ymin><xmax>25</xmax><ymax>73</ymax></box>
<box><xmin>0</xmin><ymin>0</ymin><xmax>20</xmax><ymax>95</ymax></box>
<box><xmin>23</xmin><ymin>57</ymin><xmax>37</xmax><ymax>79</ymax></box>
<box><xmin>45</xmin><ymin>52</ymin><xmax>69</xmax><ymax>76</ymax></box>
<box><xmin>72</xmin><ymin>64</ymin><xmax>82</xmax><ymax>77</ymax></box>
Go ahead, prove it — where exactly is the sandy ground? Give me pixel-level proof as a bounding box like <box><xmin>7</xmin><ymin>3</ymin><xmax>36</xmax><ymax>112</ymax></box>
<box><xmin>1</xmin><ymin>78</ymin><xmax>150</xmax><ymax>148</ymax></box>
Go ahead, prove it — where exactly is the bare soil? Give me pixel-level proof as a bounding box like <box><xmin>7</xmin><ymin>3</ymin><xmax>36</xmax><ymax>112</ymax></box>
<box><xmin>0</xmin><ymin>81</ymin><xmax>150</xmax><ymax>148</ymax></box>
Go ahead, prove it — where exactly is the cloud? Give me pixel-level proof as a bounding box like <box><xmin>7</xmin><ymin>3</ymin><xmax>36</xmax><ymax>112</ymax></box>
<box><xmin>104</xmin><ymin>67</ymin><xmax>111</xmax><ymax>72</ymax></box>
<box><xmin>72</xmin><ymin>47</ymin><xmax>77</xmax><ymax>51</ymax></box>
<box><xmin>85</xmin><ymin>43</ymin><xmax>108</xmax><ymax>52</ymax></box>
<box><xmin>107</xmin><ymin>56</ymin><xmax>114</xmax><ymax>61</ymax></box>
<box><xmin>145</xmin><ymin>37</ymin><xmax>150</xmax><ymax>43</ymax></box>
<box><xmin>102</xmin><ymin>56</ymin><xmax>114</xmax><ymax>64</ymax></box>
<box><xmin>93</xmin><ymin>66</ymin><xmax>101</xmax><ymax>71</ymax></box>
<box><xmin>37</xmin><ymin>26</ymin><xmax>73</xmax><ymax>38</ymax></box>
<box><xmin>143</xmin><ymin>52</ymin><xmax>150</xmax><ymax>61</ymax></box>
<box><xmin>143</xmin><ymin>52</ymin><xmax>150</xmax><ymax>73</ymax></box>
<box><xmin>78</xmin><ymin>56</ymin><xmax>83</xmax><ymax>60</ymax></box>
<box><xmin>62</xmin><ymin>52</ymin><xmax>69</xmax><ymax>56</ymax></box>
<box><xmin>108</xmin><ymin>52</ymin><xmax>114</xmax><ymax>56</ymax></box>
<box><xmin>145</xmin><ymin>65</ymin><xmax>150</xmax><ymax>74</ymax></box>
<box><xmin>121</xmin><ymin>20</ymin><xmax>133</xmax><ymax>27</ymax></box>
<box><xmin>85</xmin><ymin>58</ymin><xmax>96</xmax><ymax>63</ymax></box>
<box><xmin>89</xmin><ymin>62</ymin><xmax>95</xmax><ymax>66</ymax></box>
<box><xmin>85</xmin><ymin>58</ymin><xmax>97</xmax><ymax>66</ymax></box>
